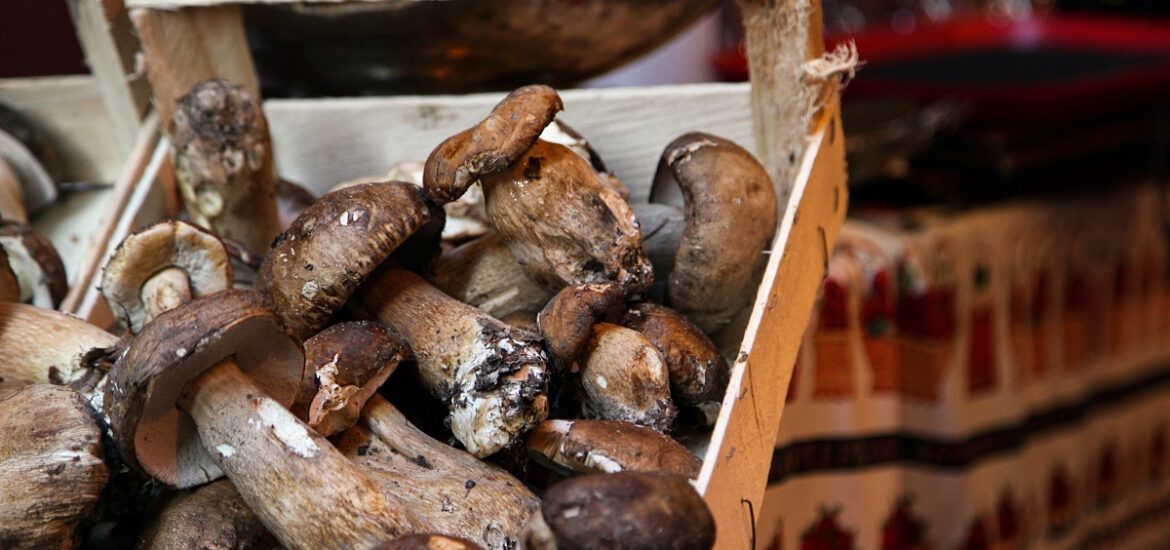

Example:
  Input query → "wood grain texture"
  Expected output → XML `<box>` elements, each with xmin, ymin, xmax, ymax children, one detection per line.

<box><xmin>695</xmin><ymin>93</ymin><xmax>847</xmax><ymax>550</ymax></box>
<box><xmin>131</xmin><ymin>5</ymin><xmax>258</xmax><ymax>128</ymax></box>
<box><xmin>263</xmin><ymin>83</ymin><xmax>755</xmax><ymax>201</ymax></box>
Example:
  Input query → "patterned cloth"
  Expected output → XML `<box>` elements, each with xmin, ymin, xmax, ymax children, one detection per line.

<box><xmin>759</xmin><ymin>183</ymin><xmax>1170</xmax><ymax>549</ymax></box>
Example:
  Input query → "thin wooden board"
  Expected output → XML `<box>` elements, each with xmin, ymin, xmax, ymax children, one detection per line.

<box><xmin>697</xmin><ymin>94</ymin><xmax>847</xmax><ymax>550</ymax></box>
<box><xmin>264</xmin><ymin>83</ymin><xmax>754</xmax><ymax>203</ymax></box>
<box><xmin>0</xmin><ymin>76</ymin><xmax>124</xmax><ymax>182</ymax></box>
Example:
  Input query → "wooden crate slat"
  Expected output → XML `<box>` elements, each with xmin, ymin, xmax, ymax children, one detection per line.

<box><xmin>263</xmin><ymin>83</ymin><xmax>755</xmax><ymax>202</ymax></box>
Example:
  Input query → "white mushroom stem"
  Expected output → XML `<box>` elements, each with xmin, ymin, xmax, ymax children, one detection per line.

<box><xmin>579</xmin><ymin>323</ymin><xmax>676</xmax><ymax>432</ymax></box>
<box><xmin>0</xmin><ymin>157</ymin><xmax>25</xmax><ymax>223</ymax></box>
<box><xmin>179</xmin><ymin>359</ymin><xmax>431</xmax><ymax>549</ymax></box>
<box><xmin>141</xmin><ymin>267</ymin><xmax>192</xmax><ymax>324</ymax></box>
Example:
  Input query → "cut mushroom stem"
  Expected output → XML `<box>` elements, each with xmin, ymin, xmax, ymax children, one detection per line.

<box><xmin>520</xmin><ymin>472</ymin><xmax>716</xmax><ymax>550</ymax></box>
<box><xmin>578</xmin><ymin>323</ymin><xmax>676</xmax><ymax>432</ymax></box>
<box><xmin>136</xmin><ymin>479</ymin><xmax>277</xmax><ymax>550</ymax></box>
<box><xmin>104</xmin><ymin>291</ymin><xmax>431</xmax><ymax>549</ymax></box>
<box><xmin>429</xmin><ymin>233</ymin><xmax>553</xmax><ymax>319</ymax></box>
<box><xmin>526</xmin><ymin>419</ymin><xmax>701</xmax><ymax>478</ymax></box>
<box><xmin>355</xmin><ymin>266</ymin><xmax>549</xmax><ymax>457</ymax></box>
<box><xmin>140</xmin><ymin>266</ymin><xmax>192</xmax><ymax>323</ymax></box>
<box><xmin>338</xmin><ymin>394</ymin><xmax>541</xmax><ymax>549</ymax></box>
<box><xmin>170</xmin><ymin>79</ymin><xmax>281</xmax><ymax>253</ymax></box>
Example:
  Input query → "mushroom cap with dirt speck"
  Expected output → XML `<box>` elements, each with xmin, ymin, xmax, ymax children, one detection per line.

<box><xmin>537</xmin><ymin>281</ymin><xmax>625</xmax><ymax>374</ymax></box>
<box><xmin>101</xmin><ymin>220</ymin><xmax>233</xmax><ymax>335</ymax></box>
<box><xmin>578</xmin><ymin>323</ymin><xmax>676</xmax><ymax>432</ymax></box>
<box><xmin>104</xmin><ymin>290</ymin><xmax>305</xmax><ymax>488</ymax></box>
<box><xmin>622</xmin><ymin>303</ymin><xmax>729</xmax><ymax>411</ymax></box>
<box><xmin>536</xmin><ymin>471</ymin><xmax>715</xmax><ymax>550</ymax></box>
<box><xmin>299</xmin><ymin>321</ymin><xmax>411</xmax><ymax>435</ymax></box>
<box><xmin>527</xmin><ymin>419</ymin><xmax>701</xmax><ymax>478</ymax></box>
<box><xmin>0</xmin><ymin>220</ymin><xmax>67</xmax><ymax>308</ymax></box>
<box><xmin>0</xmin><ymin>383</ymin><xmax>108</xmax><ymax>549</ymax></box>
<box><xmin>483</xmin><ymin>140</ymin><xmax>652</xmax><ymax>293</ymax></box>
<box><xmin>256</xmin><ymin>181</ymin><xmax>443</xmax><ymax>340</ymax></box>
<box><xmin>135</xmin><ymin>479</ymin><xmax>278</xmax><ymax>550</ymax></box>
<box><xmin>650</xmin><ymin>132</ymin><xmax>778</xmax><ymax>335</ymax></box>
<box><xmin>424</xmin><ymin>85</ymin><xmax>563</xmax><ymax>205</ymax></box>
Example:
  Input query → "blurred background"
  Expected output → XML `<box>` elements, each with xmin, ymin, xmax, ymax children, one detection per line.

<box><xmin>4</xmin><ymin>0</ymin><xmax>1170</xmax><ymax>548</ymax></box>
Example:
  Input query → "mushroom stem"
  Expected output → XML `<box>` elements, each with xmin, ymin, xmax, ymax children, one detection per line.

<box><xmin>0</xmin><ymin>302</ymin><xmax>117</xmax><ymax>385</ymax></box>
<box><xmin>141</xmin><ymin>267</ymin><xmax>192</xmax><ymax>324</ymax></box>
<box><xmin>180</xmin><ymin>359</ymin><xmax>431</xmax><ymax>549</ymax></box>
<box><xmin>429</xmin><ymin>233</ymin><xmax>553</xmax><ymax>319</ymax></box>
<box><xmin>0</xmin><ymin>157</ymin><xmax>25</xmax><ymax>223</ymax></box>
<box><xmin>355</xmin><ymin>267</ymin><xmax>549</xmax><ymax>457</ymax></box>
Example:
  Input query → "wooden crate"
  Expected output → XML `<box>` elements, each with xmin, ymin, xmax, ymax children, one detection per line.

<box><xmin>99</xmin><ymin>1</ymin><xmax>851</xmax><ymax>548</ymax></box>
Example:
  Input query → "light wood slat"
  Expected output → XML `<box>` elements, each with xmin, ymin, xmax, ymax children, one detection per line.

<box><xmin>264</xmin><ymin>83</ymin><xmax>755</xmax><ymax>203</ymax></box>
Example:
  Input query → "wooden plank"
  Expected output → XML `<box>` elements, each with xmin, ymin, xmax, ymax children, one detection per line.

<box><xmin>67</xmin><ymin>0</ymin><xmax>150</xmax><ymax>153</ymax></box>
<box><xmin>0</xmin><ymin>76</ymin><xmax>123</xmax><ymax>182</ymax></box>
<box><xmin>264</xmin><ymin>83</ymin><xmax>755</xmax><ymax>202</ymax></box>
<box><xmin>130</xmin><ymin>4</ymin><xmax>258</xmax><ymax>128</ymax></box>
<box><xmin>696</xmin><ymin>95</ymin><xmax>847</xmax><ymax>550</ymax></box>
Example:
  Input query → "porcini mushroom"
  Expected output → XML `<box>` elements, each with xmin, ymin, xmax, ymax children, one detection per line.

<box><xmin>0</xmin><ymin>120</ymin><xmax>57</xmax><ymax>224</ymax></box>
<box><xmin>0</xmin><ymin>383</ymin><xmax>107</xmax><ymax>548</ymax></box>
<box><xmin>526</xmin><ymin>419</ymin><xmax>701</xmax><ymax>478</ymax></box>
<box><xmin>276</xmin><ymin>178</ymin><xmax>316</xmax><ymax>230</ymax></box>
<box><xmin>622</xmin><ymin>303</ymin><xmax>729</xmax><ymax>423</ymax></box>
<box><xmin>379</xmin><ymin>534</ymin><xmax>483</xmax><ymax>550</ymax></box>
<box><xmin>0</xmin><ymin>301</ymin><xmax>117</xmax><ymax>386</ymax></box>
<box><xmin>169</xmin><ymin>79</ymin><xmax>281</xmax><ymax>253</ymax></box>
<box><xmin>539</xmin><ymin>119</ymin><xmax>629</xmax><ymax>200</ymax></box>
<box><xmin>537</xmin><ymin>281</ymin><xmax>625</xmax><ymax>373</ymax></box>
<box><xmin>339</xmin><ymin>395</ymin><xmax>541</xmax><ymax>549</ymax></box>
<box><xmin>430</xmin><ymin>233</ymin><xmax>552</xmax><ymax>319</ymax></box>
<box><xmin>520</xmin><ymin>472</ymin><xmax>716</xmax><ymax>550</ymax></box>
<box><xmin>650</xmin><ymin>132</ymin><xmax>779</xmax><ymax>334</ymax></box>
<box><xmin>423</xmin><ymin>85</ymin><xmax>562</xmax><ymax>205</ymax></box>
<box><xmin>101</xmin><ymin>220</ymin><xmax>233</xmax><ymax>335</ymax></box>
<box><xmin>136</xmin><ymin>479</ymin><xmax>278</xmax><ymax>550</ymax></box>
<box><xmin>0</xmin><ymin>219</ymin><xmax>68</xmax><ymax>308</ymax></box>
<box><xmin>256</xmin><ymin>181</ymin><xmax>442</xmax><ymax>340</ymax></box>
<box><xmin>354</xmin><ymin>266</ymin><xmax>549</xmax><ymax>457</ymax></box>
<box><xmin>481</xmin><ymin>140</ymin><xmax>653</xmax><ymax>293</ymax></box>
<box><xmin>299</xmin><ymin>321</ymin><xmax>410</xmax><ymax>436</ymax></box>
<box><xmin>578</xmin><ymin>322</ymin><xmax>676</xmax><ymax>432</ymax></box>
<box><xmin>104</xmin><ymin>290</ymin><xmax>430</xmax><ymax>548</ymax></box>
<box><xmin>0</xmin><ymin>247</ymin><xmax>18</xmax><ymax>302</ymax></box>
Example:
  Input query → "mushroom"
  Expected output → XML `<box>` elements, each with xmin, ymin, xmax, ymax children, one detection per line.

<box><xmin>275</xmin><ymin>178</ymin><xmax>317</xmax><ymax>231</ymax></box>
<box><xmin>0</xmin><ymin>219</ymin><xmax>68</xmax><ymax>308</ymax></box>
<box><xmin>101</xmin><ymin>220</ymin><xmax>233</xmax><ymax>335</ymax></box>
<box><xmin>526</xmin><ymin>419</ymin><xmax>701</xmax><ymax>478</ymax></box>
<box><xmin>0</xmin><ymin>383</ymin><xmax>107</xmax><ymax>549</ymax></box>
<box><xmin>169</xmin><ymin>79</ymin><xmax>281</xmax><ymax>253</ymax></box>
<box><xmin>539</xmin><ymin>119</ymin><xmax>630</xmax><ymax>200</ymax></box>
<box><xmin>499</xmin><ymin>310</ymin><xmax>540</xmax><ymax>334</ymax></box>
<box><xmin>0</xmin><ymin>119</ymin><xmax>57</xmax><ymax>224</ymax></box>
<box><xmin>103</xmin><ymin>290</ymin><xmax>430</xmax><ymax>548</ymax></box>
<box><xmin>379</xmin><ymin>535</ymin><xmax>483</xmax><ymax>550</ymax></box>
<box><xmin>578</xmin><ymin>322</ymin><xmax>676</xmax><ymax>432</ymax></box>
<box><xmin>520</xmin><ymin>472</ymin><xmax>716</xmax><ymax>550</ymax></box>
<box><xmin>339</xmin><ymin>394</ymin><xmax>541</xmax><ymax>549</ymax></box>
<box><xmin>136</xmin><ymin>479</ymin><xmax>278</xmax><ymax>550</ymax></box>
<box><xmin>622</xmin><ymin>303</ymin><xmax>729</xmax><ymax>423</ymax></box>
<box><xmin>650</xmin><ymin>132</ymin><xmax>779</xmax><ymax>334</ymax></box>
<box><xmin>354</xmin><ymin>266</ymin><xmax>550</xmax><ymax>457</ymax></box>
<box><xmin>0</xmin><ymin>301</ymin><xmax>117</xmax><ymax>386</ymax></box>
<box><xmin>299</xmin><ymin>321</ymin><xmax>410</xmax><ymax>436</ymax></box>
<box><xmin>537</xmin><ymin>281</ymin><xmax>625</xmax><ymax>373</ymax></box>
<box><xmin>423</xmin><ymin>85</ymin><xmax>562</xmax><ymax>205</ymax></box>
<box><xmin>481</xmin><ymin>139</ymin><xmax>653</xmax><ymax>293</ymax></box>
<box><xmin>0</xmin><ymin>154</ymin><xmax>24</xmax><ymax>223</ymax></box>
<box><xmin>0</xmin><ymin>247</ymin><xmax>18</xmax><ymax>302</ymax></box>
<box><xmin>430</xmin><ymin>233</ymin><xmax>553</xmax><ymax>319</ymax></box>
<box><xmin>256</xmin><ymin>180</ymin><xmax>443</xmax><ymax>340</ymax></box>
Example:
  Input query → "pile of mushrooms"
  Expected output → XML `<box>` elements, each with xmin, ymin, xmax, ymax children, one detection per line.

<box><xmin>0</xmin><ymin>81</ymin><xmax>777</xmax><ymax>549</ymax></box>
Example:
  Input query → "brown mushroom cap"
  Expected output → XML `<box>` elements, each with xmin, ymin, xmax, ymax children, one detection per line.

<box><xmin>276</xmin><ymin>178</ymin><xmax>317</xmax><ymax>231</ymax></box>
<box><xmin>537</xmin><ymin>281</ymin><xmax>626</xmax><ymax>373</ymax></box>
<box><xmin>539</xmin><ymin>119</ymin><xmax>629</xmax><ymax>200</ymax></box>
<box><xmin>483</xmin><ymin>140</ymin><xmax>653</xmax><ymax>293</ymax></box>
<box><xmin>136</xmin><ymin>479</ymin><xmax>278</xmax><ymax>550</ymax></box>
<box><xmin>101</xmin><ymin>220</ymin><xmax>233</xmax><ymax>335</ymax></box>
<box><xmin>0</xmin><ymin>384</ymin><xmax>107</xmax><ymax>548</ymax></box>
<box><xmin>538</xmin><ymin>472</ymin><xmax>715</xmax><ymax>550</ymax></box>
<box><xmin>299</xmin><ymin>321</ymin><xmax>410</xmax><ymax>435</ymax></box>
<box><xmin>622</xmin><ymin>303</ymin><xmax>729</xmax><ymax>413</ymax></box>
<box><xmin>424</xmin><ymin>85</ymin><xmax>563</xmax><ymax>205</ymax></box>
<box><xmin>579</xmin><ymin>323</ymin><xmax>676</xmax><ymax>432</ymax></box>
<box><xmin>0</xmin><ymin>220</ymin><xmax>67</xmax><ymax>308</ymax></box>
<box><xmin>376</xmin><ymin>534</ymin><xmax>483</xmax><ymax>550</ymax></box>
<box><xmin>651</xmin><ymin>132</ymin><xmax>778</xmax><ymax>334</ymax></box>
<box><xmin>527</xmin><ymin>419</ymin><xmax>701</xmax><ymax>478</ymax></box>
<box><xmin>0</xmin><ymin>246</ymin><xmax>18</xmax><ymax>302</ymax></box>
<box><xmin>104</xmin><ymin>290</ymin><xmax>304</xmax><ymax>488</ymax></box>
<box><xmin>256</xmin><ymin>181</ymin><xmax>442</xmax><ymax>340</ymax></box>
